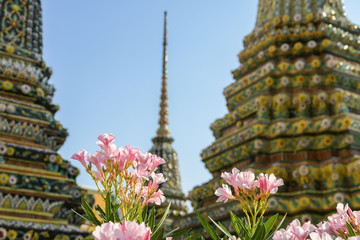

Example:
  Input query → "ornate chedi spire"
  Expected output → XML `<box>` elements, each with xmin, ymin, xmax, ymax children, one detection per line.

<box><xmin>157</xmin><ymin>11</ymin><xmax>170</xmax><ymax>139</ymax></box>
<box><xmin>0</xmin><ymin>1</ymin><xmax>89</xmax><ymax>239</ymax></box>
<box><xmin>180</xmin><ymin>0</ymin><xmax>360</xmax><ymax>233</ymax></box>
<box><xmin>149</xmin><ymin>11</ymin><xmax>187</xmax><ymax>228</ymax></box>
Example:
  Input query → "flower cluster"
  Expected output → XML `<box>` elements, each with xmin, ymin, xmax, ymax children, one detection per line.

<box><xmin>215</xmin><ymin>169</ymin><xmax>284</xmax><ymax>232</ymax></box>
<box><xmin>93</xmin><ymin>221</ymin><xmax>151</xmax><ymax>240</ymax></box>
<box><xmin>72</xmin><ymin>133</ymin><xmax>167</xmax><ymax>219</ymax></box>
<box><xmin>274</xmin><ymin>203</ymin><xmax>360</xmax><ymax>240</ymax></box>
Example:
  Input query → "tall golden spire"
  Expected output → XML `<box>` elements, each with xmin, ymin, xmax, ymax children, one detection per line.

<box><xmin>156</xmin><ymin>11</ymin><xmax>170</xmax><ymax>138</ymax></box>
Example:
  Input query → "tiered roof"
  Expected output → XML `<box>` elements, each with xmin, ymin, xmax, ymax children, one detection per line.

<box><xmin>181</xmin><ymin>0</ymin><xmax>360</xmax><ymax>233</ymax></box>
<box><xmin>0</xmin><ymin>1</ymin><xmax>89</xmax><ymax>239</ymax></box>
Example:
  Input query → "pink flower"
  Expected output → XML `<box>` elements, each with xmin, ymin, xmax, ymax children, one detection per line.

<box><xmin>275</xmin><ymin>219</ymin><xmax>316</xmax><ymax>240</ymax></box>
<box><xmin>310</xmin><ymin>232</ymin><xmax>333</xmax><ymax>240</ymax></box>
<box><xmin>71</xmin><ymin>150</ymin><xmax>87</xmax><ymax>168</ymax></box>
<box><xmin>273</xmin><ymin>229</ymin><xmax>291</xmax><ymax>240</ymax></box>
<box><xmin>215</xmin><ymin>184</ymin><xmax>235</xmax><ymax>203</ymax></box>
<box><xmin>235</xmin><ymin>170</ymin><xmax>256</xmax><ymax>189</ymax></box>
<box><xmin>151</xmin><ymin>172</ymin><xmax>166</xmax><ymax>186</ymax></box>
<box><xmin>125</xmin><ymin>145</ymin><xmax>139</xmax><ymax>162</ymax></box>
<box><xmin>96</xmin><ymin>133</ymin><xmax>118</xmax><ymax>159</ymax></box>
<box><xmin>256</xmin><ymin>173</ymin><xmax>284</xmax><ymax>194</ymax></box>
<box><xmin>114</xmin><ymin>221</ymin><xmax>151</xmax><ymax>240</ymax></box>
<box><xmin>134</xmin><ymin>163</ymin><xmax>150</xmax><ymax>180</ymax></box>
<box><xmin>93</xmin><ymin>221</ymin><xmax>151</xmax><ymax>240</ymax></box>
<box><xmin>146</xmin><ymin>154</ymin><xmax>166</xmax><ymax>172</ymax></box>
<box><xmin>93</xmin><ymin>221</ymin><xmax>117</xmax><ymax>240</ymax></box>
<box><xmin>87</xmin><ymin>153</ymin><xmax>103</xmax><ymax>172</ymax></box>
<box><xmin>221</xmin><ymin>168</ymin><xmax>240</xmax><ymax>186</ymax></box>
<box><xmin>113</xmin><ymin>150</ymin><xmax>129</xmax><ymax>171</ymax></box>
<box><xmin>94</xmin><ymin>170</ymin><xmax>104</xmax><ymax>183</ymax></box>
<box><xmin>147</xmin><ymin>189</ymin><xmax>166</xmax><ymax>205</ymax></box>
<box><xmin>316</xmin><ymin>221</ymin><xmax>331</xmax><ymax>235</ymax></box>
<box><xmin>288</xmin><ymin>219</ymin><xmax>316</xmax><ymax>240</ymax></box>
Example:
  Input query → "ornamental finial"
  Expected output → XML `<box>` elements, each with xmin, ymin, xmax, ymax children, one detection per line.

<box><xmin>156</xmin><ymin>11</ymin><xmax>170</xmax><ymax>138</ymax></box>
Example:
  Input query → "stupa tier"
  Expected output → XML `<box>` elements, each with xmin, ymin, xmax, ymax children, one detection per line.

<box><xmin>0</xmin><ymin>0</ymin><xmax>88</xmax><ymax>239</ymax></box>
<box><xmin>181</xmin><ymin>0</ymin><xmax>360</xmax><ymax>233</ymax></box>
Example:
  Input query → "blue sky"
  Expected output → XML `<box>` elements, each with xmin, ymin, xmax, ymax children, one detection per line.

<box><xmin>41</xmin><ymin>1</ymin><xmax>360</xmax><ymax>201</ymax></box>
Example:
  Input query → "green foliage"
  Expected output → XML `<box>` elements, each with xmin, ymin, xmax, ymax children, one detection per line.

<box><xmin>196</xmin><ymin>210</ymin><xmax>286</xmax><ymax>240</ymax></box>
<box><xmin>73</xmin><ymin>194</ymin><xmax>192</xmax><ymax>240</ymax></box>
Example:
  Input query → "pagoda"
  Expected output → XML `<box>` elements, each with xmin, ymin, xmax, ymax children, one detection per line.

<box><xmin>180</xmin><ymin>0</ymin><xmax>360</xmax><ymax>233</ymax></box>
<box><xmin>0</xmin><ymin>1</ymin><xmax>89</xmax><ymax>239</ymax></box>
<box><xmin>149</xmin><ymin>11</ymin><xmax>188</xmax><ymax>228</ymax></box>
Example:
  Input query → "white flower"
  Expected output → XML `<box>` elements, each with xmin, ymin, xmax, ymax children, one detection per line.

<box><xmin>268</xmin><ymin>197</ymin><xmax>278</xmax><ymax>208</ymax></box>
<box><xmin>21</xmin><ymin>84</ymin><xmax>31</xmax><ymax>94</ymax></box>
<box><xmin>318</xmin><ymin>92</ymin><xmax>327</xmax><ymax>101</ymax></box>
<box><xmin>0</xmin><ymin>227</ymin><xmax>7</xmax><ymax>240</ymax></box>
<box><xmin>0</xmin><ymin>144</ymin><xmax>7</xmax><ymax>155</ymax></box>
<box><xmin>258</xmin><ymin>51</ymin><xmax>264</xmax><ymax>58</ymax></box>
<box><xmin>345</xmin><ymin>135</ymin><xmax>354</xmax><ymax>144</ymax></box>
<box><xmin>307</xmin><ymin>40</ymin><xmax>317</xmax><ymax>49</ymax></box>
<box><xmin>266</xmin><ymin>62</ymin><xmax>275</xmax><ymax>72</ymax></box>
<box><xmin>301</xmin><ymin>214</ymin><xmax>311</xmax><ymax>223</ymax></box>
<box><xmin>277</xmin><ymin>122</ymin><xmax>287</xmax><ymax>133</ymax></box>
<box><xmin>8</xmin><ymin>175</ymin><xmax>17</xmax><ymax>185</ymax></box>
<box><xmin>281</xmin><ymin>43</ymin><xmax>290</xmax><ymax>52</ymax></box>
<box><xmin>254</xmin><ymin>140</ymin><xmax>263</xmax><ymax>149</ymax></box>
<box><xmin>336</xmin><ymin>42</ymin><xmax>344</xmax><ymax>49</ymax></box>
<box><xmin>333</xmin><ymin>192</ymin><xmax>345</xmax><ymax>203</ymax></box>
<box><xmin>321</xmin><ymin>118</ymin><xmax>331</xmax><ymax>129</ymax></box>
<box><xmin>326</xmin><ymin>59</ymin><xmax>336</xmax><ymax>68</ymax></box>
<box><xmin>331</xmin><ymin>173</ymin><xmax>339</xmax><ymax>181</ymax></box>
<box><xmin>294</xmin><ymin>14</ymin><xmax>302</xmax><ymax>22</ymax></box>
<box><xmin>281</xmin><ymin>76</ymin><xmax>290</xmax><ymax>86</ymax></box>
<box><xmin>292</xmin><ymin>170</ymin><xmax>299</xmax><ymax>178</ymax></box>
<box><xmin>23</xmin><ymin>232</ymin><xmax>32</xmax><ymax>240</ymax></box>
<box><xmin>75</xmin><ymin>236</ymin><xmax>83</xmax><ymax>240</ymax></box>
<box><xmin>49</xmin><ymin>154</ymin><xmax>57</xmax><ymax>163</ymax></box>
<box><xmin>300</xmin><ymin>138</ymin><xmax>310</xmax><ymax>147</ymax></box>
<box><xmin>69</xmin><ymin>167</ymin><xmax>76</xmax><ymax>176</ymax></box>
<box><xmin>299</xmin><ymin>165</ymin><xmax>309</xmax><ymax>176</ymax></box>
<box><xmin>0</xmin><ymin>103</ymin><xmax>5</xmax><ymax>112</ymax></box>
<box><xmin>6</xmin><ymin>104</ymin><xmax>15</xmax><ymax>113</ymax></box>
<box><xmin>295</xmin><ymin>60</ymin><xmax>305</xmax><ymax>70</ymax></box>
<box><xmin>312</xmin><ymin>75</ymin><xmax>322</xmax><ymax>84</ymax></box>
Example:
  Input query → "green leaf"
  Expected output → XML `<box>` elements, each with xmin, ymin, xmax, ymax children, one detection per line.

<box><xmin>72</xmin><ymin>209</ymin><xmax>93</xmax><ymax>223</ymax></box>
<box><xmin>347</xmin><ymin>222</ymin><xmax>356</xmax><ymax>237</ymax></box>
<box><xmin>148</xmin><ymin>207</ymin><xmax>156</xmax><ymax>231</ymax></box>
<box><xmin>153</xmin><ymin>203</ymin><xmax>171</xmax><ymax>235</ymax></box>
<box><xmin>266</xmin><ymin>214</ymin><xmax>287</xmax><ymax>240</ymax></box>
<box><xmin>264</xmin><ymin>214</ymin><xmax>278</xmax><ymax>235</ymax></box>
<box><xmin>208</xmin><ymin>216</ymin><xmax>234</xmax><ymax>239</ymax></box>
<box><xmin>230</xmin><ymin>212</ymin><xmax>251</xmax><ymax>239</ymax></box>
<box><xmin>252</xmin><ymin>225</ymin><xmax>265</xmax><ymax>240</ymax></box>
<box><xmin>95</xmin><ymin>204</ymin><xmax>106</xmax><ymax>221</ymax></box>
<box><xmin>166</xmin><ymin>228</ymin><xmax>192</xmax><ymax>238</ymax></box>
<box><xmin>81</xmin><ymin>198</ymin><xmax>102</xmax><ymax>225</ymax></box>
<box><xmin>105</xmin><ymin>192</ymin><xmax>111</xmax><ymax>220</ymax></box>
<box><xmin>230</xmin><ymin>211</ymin><xmax>241</xmax><ymax>237</ymax></box>
<box><xmin>183</xmin><ymin>233</ymin><xmax>202</xmax><ymax>240</ymax></box>
<box><xmin>195</xmin><ymin>210</ymin><xmax>220</xmax><ymax>240</ymax></box>
<box><xmin>150</xmin><ymin>227</ymin><xmax>164</xmax><ymax>240</ymax></box>
<box><xmin>141</xmin><ymin>204</ymin><xmax>148</xmax><ymax>223</ymax></box>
